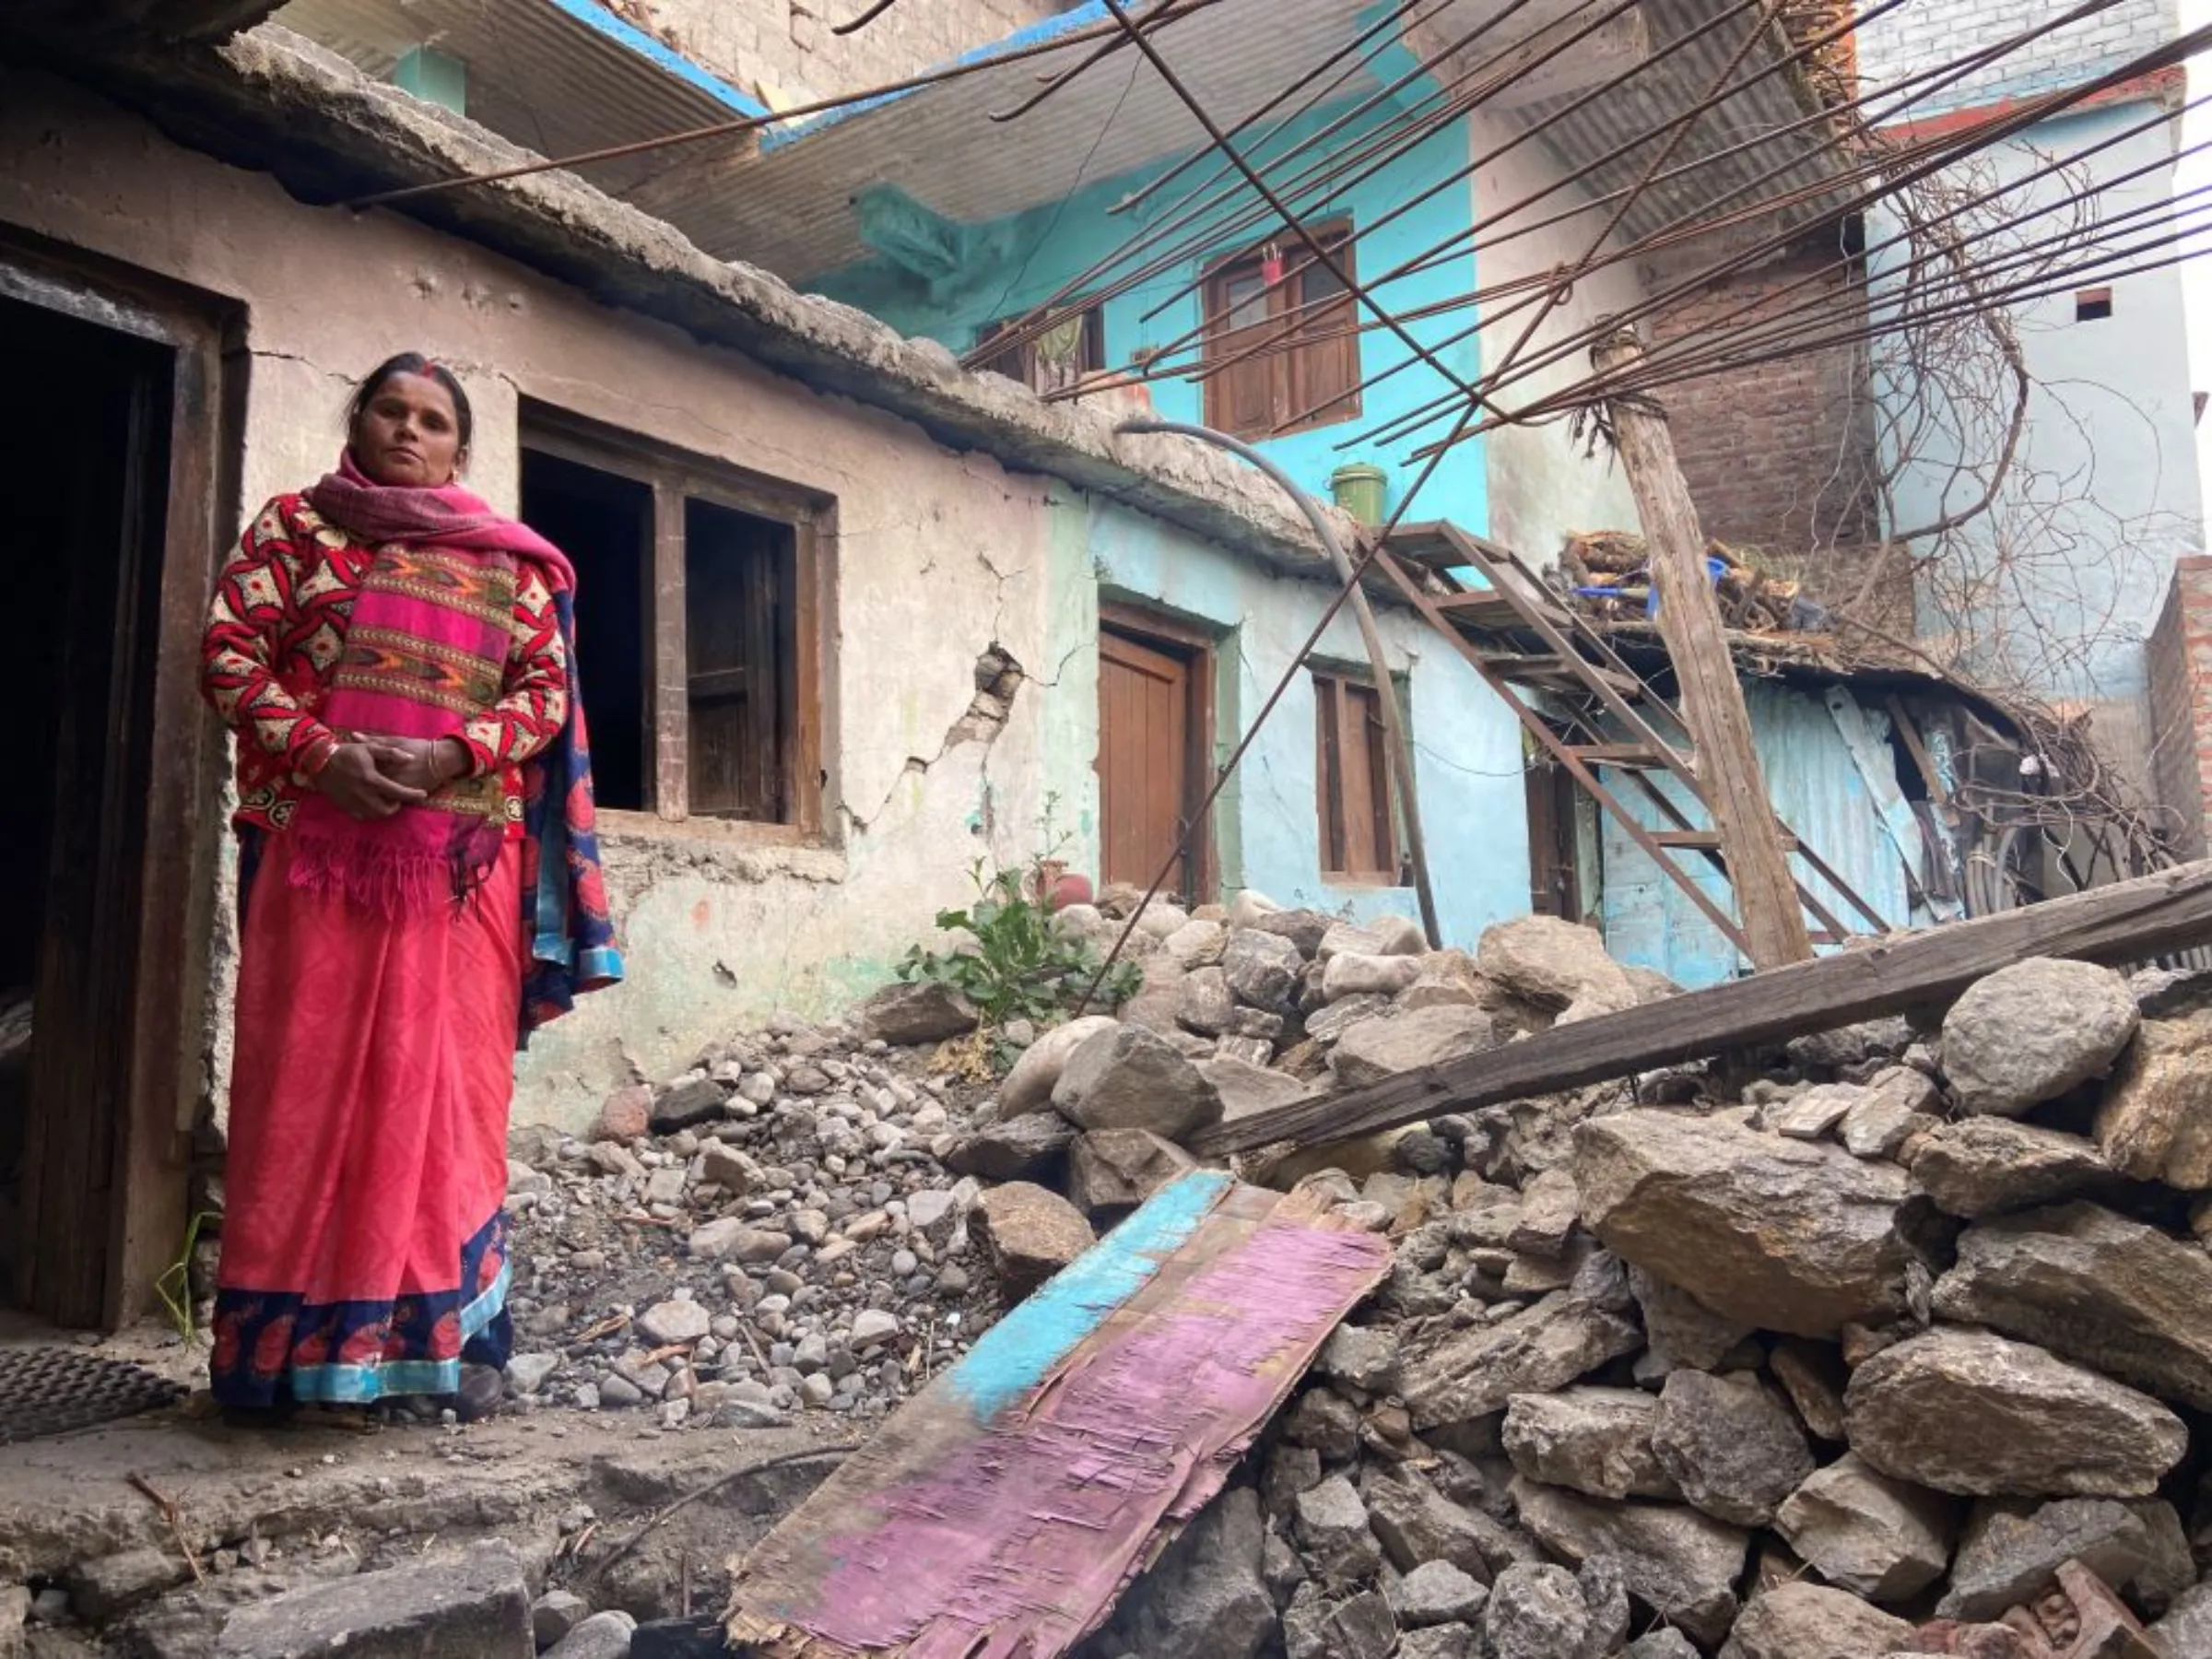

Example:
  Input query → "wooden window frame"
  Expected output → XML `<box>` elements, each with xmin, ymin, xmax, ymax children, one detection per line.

<box><xmin>1201</xmin><ymin>221</ymin><xmax>1362</xmax><ymax>441</ymax></box>
<box><xmin>519</xmin><ymin>404</ymin><xmax>834</xmax><ymax>844</ymax></box>
<box><xmin>974</xmin><ymin>304</ymin><xmax>1106</xmax><ymax>396</ymax></box>
<box><xmin>1312</xmin><ymin>665</ymin><xmax>1406</xmax><ymax>886</ymax></box>
<box><xmin>1099</xmin><ymin>601</ymin><xmax>1218</xmax><ymax>904</ymax></box>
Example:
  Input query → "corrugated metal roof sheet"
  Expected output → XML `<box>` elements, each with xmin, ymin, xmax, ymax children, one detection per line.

<box><xmin>1599</xmin><ymin>680</ymin><xmax>1914</xmax><ymax>987</ymax></box>
<box><xmin>276</xmin><ymin>0</ymin><xmax>1856</xmax><ymax>288</ymax></box>
<box><xmin>1521</xmin><ymin>0</ymin><xmax>1852</xmax><ymax>245</ymax></box>
<box><xmin>271</xmin><ymin>0</ymin><xmax>760</xmax><ymax>206</ymax></box>
<box><xmin>691</xmin><ymin>0</ymin><xmax>1389</xmax><ymax>278</ymax></box>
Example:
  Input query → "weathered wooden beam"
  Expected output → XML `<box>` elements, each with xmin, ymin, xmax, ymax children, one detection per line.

<box><xmin>1594</xmin><ymin>325</ymin><xmax>1813</xmax><ymax>971</ymax></box>
<box><xmin>1194</xmin><ymin>860</ymin><xmax>2212</xmax><ymax>1157</ymax></box>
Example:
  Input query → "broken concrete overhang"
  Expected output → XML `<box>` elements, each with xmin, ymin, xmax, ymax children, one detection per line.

<box><xmin>6</xmin><ymin>21</ymin><xmax>1348</xmax><ymax>582</ymax></box>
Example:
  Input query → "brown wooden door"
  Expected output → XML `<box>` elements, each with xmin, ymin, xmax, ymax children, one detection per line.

<box><xmin>1099</xmin><ymin>626</ymin><xmax>1199</xmax><ymax>898</ymax></box>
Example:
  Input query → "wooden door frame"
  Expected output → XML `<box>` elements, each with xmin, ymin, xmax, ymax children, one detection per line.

<box><xmin>1099</xmin><ymin>602</ymin><xmax>1217</xmax><ymax>905</ymax></box>
<box><xmin>0</xmin><ymin>227</ymin><xmax>239</xmax><ymax>1325</ymax></box>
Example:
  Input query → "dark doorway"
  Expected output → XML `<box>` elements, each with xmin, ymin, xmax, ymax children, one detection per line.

<box><xmin>519</xmin><ymin>447</ymin><xmax>651</xmax><ymax>812</ymax></box>
<box><xmin>0</xmin><ymin>295</ymin><xmax>175</xmax><ymax>1322</ymax></box>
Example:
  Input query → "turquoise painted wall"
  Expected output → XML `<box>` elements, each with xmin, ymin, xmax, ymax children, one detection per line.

<box><xmin>811</xmin><ymin>95</ymin><xmax>1488</xmax><ymax>531</ymax></box>
<box><xmin>1080</xmin><ymin>501</ymin><xmax>1529</xmax><ymax>946</ymax></box>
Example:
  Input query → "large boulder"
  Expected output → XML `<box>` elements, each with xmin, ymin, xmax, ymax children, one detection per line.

<box><xmin>972</xmin><ymin>1182</ymin><xmax>1096</xmax><ymax>1299</ymax></box>
<box><xmin>1390</xmin><ymin>1561</ymin><xmax>1488</xmax><ymax>1630</ymax></box>
<box><xmin>998</xmin><ymin>1015</ymin><xmax>1119</xmax><ymax>1117</ymax></box>
<box><xmin>1101</xmin><ymin>1486</ymin><xmax>1274</xmax><ymax>1659</ymax></box>
<box><xmin>1052</xmin><ymin>1024</ymin><xmax>1222</xmax><ymax>1139</ymax></box>
<box><xmin>856</xmin><ymin>980</ymin><xmax>979</xmax><ymax>1044</ymax></box>
<box><xmin>1510</xmin><ymin>1478</ymin><xmax>1748</xmax><ymax>1644</ymax></box>
<box><xmin>1939</xmin><ymin>957</ymin><xmax>2138</xmax><ymax>1117</ymax></box>
<box><xmin>1648</xmin><ymin>1371</ymin><xmax>1816</xmax><ymax>1528</ymax></box>
<box><xmin>1400</xmin><ymin>1281</ymin><xmax>1641</xmax><ymax>1430</ymax></box>
<box><xmin>1477</xmin><ymin>916</ymin><xmax>1637</xmax><ymax>1012</ymax></box>
<box><xmin>1500</xmin><ymin>1387</ymin><xmax>1677</xmax><ymax>1501</ymax></box>
<box><xmin>1478</xmin><ymin>1564</ymin><xmax>1591</xmax><ymax>1659</ymax></box>
<box><xmin>1772</xmin><ymin>1453</ymin><xmax>1957</xmax><ymax>1601</ymax></box>
<box><xmin>1930</xmin><ymin>1201</ymin><xmax>2212</xmax><ymax>1410</ymax></box>
<box><xmin>2150</xmin><ymin>1584</ymin><xmax>2212</xmax><ymax>1656</ymax></box>
<box><xmin>1573</xmin><ymin>1112</ymin><xmax>1924</xmax><ymax>1337</ymax></box>
<box><xmin>2094</xmin><ymin>1000</ymin><xmax>2212</xmax><ymax>1188</ymax></box>
<box><xmin>1324</xmin><ymin>952</ymin><xmax>1424</xmax><ymax>1001</ymax></box>
<box><xmin>1294</xmin><ymin>1475</ymin><xmax>1384</xmax><ymax>1589</ymax></box>
<box><xmin>1177</xmin><ymin>967</ymin><xmax>1238</xmax><ymax>1036</ymax></box>
<box><xmin>1330</xmin><ymin>1006</ymin><xmax>1494</xmax><ymax>1089</ymax></box>
<box><xmin>943</xmin><ymin>1112</ymin><xmax>1076</xmax><ymax>1182</ymax></box>
<box><xmin>1841</xmin><ymin>1327</ymin><xmax>2187</xmax><ymax>1498</ymax></box>
<box><xmin>1715</xmin><ymin>1583</ymin><xmax>1912</xmax><ymax>1659</ymax></box>
<box><xmin>1907</xmin><ymin>1119</ymin><xmax>2111</xmax><ymax>1218</ymax></box>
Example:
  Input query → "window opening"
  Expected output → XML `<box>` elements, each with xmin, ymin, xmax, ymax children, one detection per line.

<box><xmin>1204</xmin><ymin>225</ymin><xmax>1361</xmax><ymax>440</ymax></box>
<box><xmin>1313</xmin><ymin>667</ymin><xmax>1402</xmax><ymax>881</ymax></box>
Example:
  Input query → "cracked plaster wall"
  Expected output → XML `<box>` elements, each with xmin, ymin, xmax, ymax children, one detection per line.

<box><xmin>1079</xmin><ymin>500</ymin><xmax>1532</xmax><ymax>947</ymax></box>
<box><xmin>0</xmin><ymin>68</ymin><xmax>1192</xmax><ymax>1132</ymax></box>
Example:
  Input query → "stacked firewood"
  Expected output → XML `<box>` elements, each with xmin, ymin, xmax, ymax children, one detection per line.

<box><xmin>1560</xmin><ymin>531</ymin><xmax>1822</xmax><ymax>634</ymax></box>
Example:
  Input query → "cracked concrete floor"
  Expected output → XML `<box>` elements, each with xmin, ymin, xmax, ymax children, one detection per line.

<box><xmin>0</xmin><ymin>1315</ymin><xmax>855</xmax><ymax>1655</ymax></box>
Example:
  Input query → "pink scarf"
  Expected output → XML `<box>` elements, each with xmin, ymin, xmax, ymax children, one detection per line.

<box><xmin>289</xmin><ymin>453</ymin><xmax>574</xmax><ymax>915</ymax></box>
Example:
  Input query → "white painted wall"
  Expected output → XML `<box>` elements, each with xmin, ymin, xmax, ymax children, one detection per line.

<box><xmin>1467</xmin><ymin>108</ymin><xmax>1647</xmax><ymax>563</ymax></box>
<box><xmin>1869</xmin><ymin>102</ymin><xmax>2205</xmax><ymax>747</ymax></box>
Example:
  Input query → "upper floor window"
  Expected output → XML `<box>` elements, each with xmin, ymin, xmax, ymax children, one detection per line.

<box><xmin>1203</xmin><ymin>225</ymin><xmax>1361</xmax><ymax>441</ymax></box>
<box><xmin>975</xmin><ymin>305</ymin><xmax>1105</xmax><ymax>396</ymax></box>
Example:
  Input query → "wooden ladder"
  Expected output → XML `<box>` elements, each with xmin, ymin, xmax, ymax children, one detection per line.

<box><xmin>1379</xmin><ymin>521</ymin><xmax>1889</xmax><ymax>962</ymax></box>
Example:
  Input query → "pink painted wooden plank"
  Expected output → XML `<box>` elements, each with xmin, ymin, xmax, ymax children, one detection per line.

<box><xmin>725</xmin><ymin>1180</ymin><xmax>1389</xmax><ymax>1658</ymax></box>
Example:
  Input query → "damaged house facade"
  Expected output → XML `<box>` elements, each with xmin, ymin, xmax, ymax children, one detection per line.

<box><xmin>0</xmin><ymin>0</ymin><xmax>2196</xmax><ymax>1327</ymax></box>
<box><xmin>0</xmin><ymin>0</ymin><xmax>1506</xmax><ymax>1323</ymax></box>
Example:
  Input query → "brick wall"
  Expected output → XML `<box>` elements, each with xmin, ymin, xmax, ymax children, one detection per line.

<box><xmin>1644</xmin><ymin>240</ymin><xmax>1882</xmax><ymax>559</ymax></box>
<box><xmin>626</xmin><ymin>0</ymin><xmax>1071</xmax><ymax>105</ymax></box>
<box><xmin>1853</xmin><ymin>0</ymin><xmax>2175</xmax><ymax>117</ymax></box>
<box><xmin>2146</xmin><ymin>556</ymin><xmax>2212</xmax><ymax>859</ymax></box>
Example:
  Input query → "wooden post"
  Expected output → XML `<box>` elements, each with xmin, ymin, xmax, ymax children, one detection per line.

<box><xmin>1594</xmin><ymin>324</ymin><xmax>1812</xmax><ymax>969</ymax></box>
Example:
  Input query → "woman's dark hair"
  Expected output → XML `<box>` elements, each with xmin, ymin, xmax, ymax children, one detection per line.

<box><xmin>347</xmin><ymin>352</ymin><xmax>474</xmax><ymax>453</ymax></box>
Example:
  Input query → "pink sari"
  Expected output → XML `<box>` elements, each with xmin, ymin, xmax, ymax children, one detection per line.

<box><xmin>211</xmin><ymin>455</ymin><xmax>571</xmax><ymax>1408</ymax></box>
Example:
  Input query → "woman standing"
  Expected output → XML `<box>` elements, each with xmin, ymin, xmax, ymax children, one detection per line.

<box><xmin>200</xmin><ymin>353</ymin><xmax>620</xmax><ymax>1421</ymax></box>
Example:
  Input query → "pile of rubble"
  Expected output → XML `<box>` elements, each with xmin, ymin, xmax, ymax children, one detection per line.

<box><xmin>499</xmin><ymin>1006</ymin><xmax>1007</xmax><ymax>1433</ymax></box>
<box><xmin>1018</xmin><ymin>924</ymin><xmax>2212</xmax><ymax>1658</ymax></box>
<box><xmin>380</xmin><ymin>890</ymin><xmax>2212</xmax><ymax>1656</ymax></box>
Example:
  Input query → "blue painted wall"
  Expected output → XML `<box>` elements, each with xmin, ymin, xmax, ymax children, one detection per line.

<box><xmin>1598</xmin><ymin>681</ymin><xmax>1918</xmax><ymax>986</ymax></box>
<box><xmin>1073</xmin><ymin>500</ymin><xmax>1531</xmax><ymax>947</ymax></box>
<box><xmin>811</xmin><ymin>94</ymin><xmax>1488</xmax><ymax>530</ymax></box>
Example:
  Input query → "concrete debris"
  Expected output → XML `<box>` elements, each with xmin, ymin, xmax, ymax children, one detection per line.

<box><xmin>214</xmin><ymin>1540</ymin><xmax>532</xmax><ymax>1658</ymax></box>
